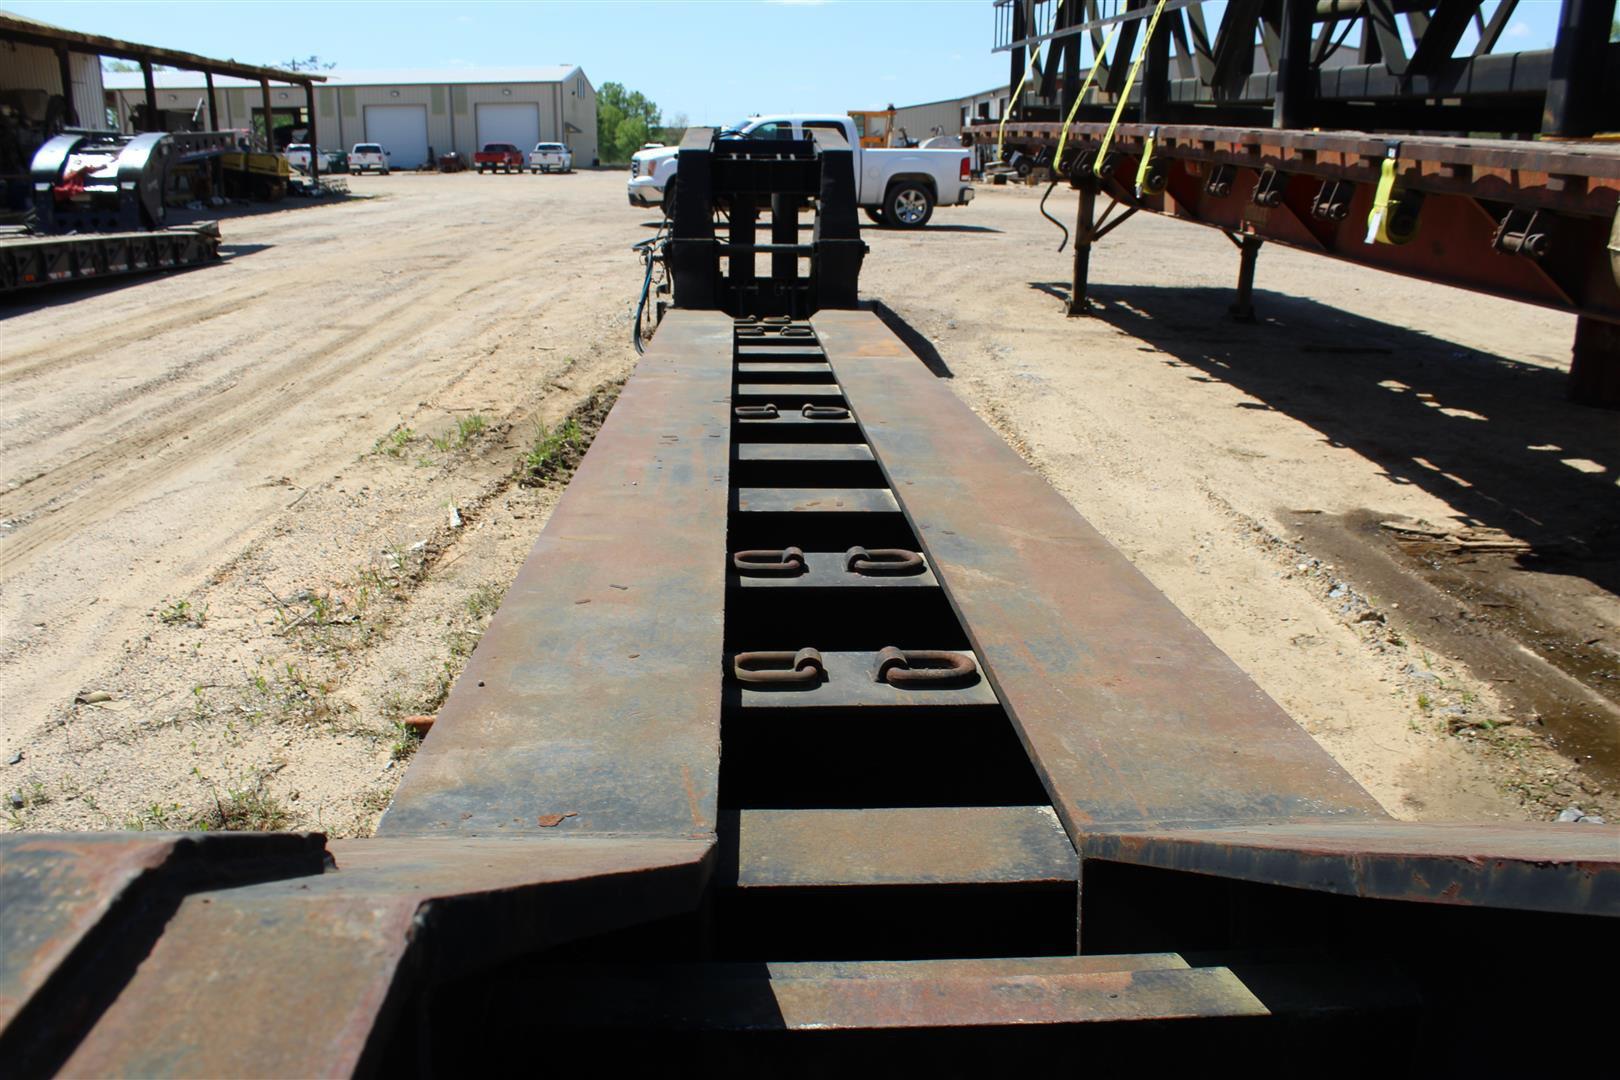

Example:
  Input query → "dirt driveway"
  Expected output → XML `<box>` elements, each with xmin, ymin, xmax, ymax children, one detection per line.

<box><xmin>2</xmin><ymin>169</ymin><xmax>1613</xmax><ymax>833</ymax></box>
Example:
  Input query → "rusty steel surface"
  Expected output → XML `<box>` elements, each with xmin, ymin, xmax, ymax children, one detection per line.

<box><xmin>57</xmin><ymin>836</ymin><xmax>711</xmax><ymax>1079</ymax></box>
<box><xmin>724</xmin><ymin>806</ymin><xmax>1077</xmax><ymax>887</ymax></box>
<box><xmin>812</xmin><ymin>309</ymin><xmax>1385</xmax><ymax>835</ymax></box>
<box><xmin>1082</xmin><ymin>822</ymin><xmax>1620</xmax><ymax>915</ymax></box>
<box><xmin>732</xmin><ymin>649</ymin><xmax>994</xmax><ymax>709</ymax></box>
<box><xmin>0</xmin><ymin>831</ymin><xmax>326</xmax><ymax>1061</ymax></box>
<box><xmin>736</xmin><ymin>549</ymin><xmax>938</xmax><ymax>588</ymax></box>
<box><xmin>378</xmin><ymin>310</ymin><xmax>734</xmax><ymax>840</ymax></box>
<box><xmin>977</xmin><ymin>122</ymin><xmax>1620</xmax><ymax>212</ymax></box>
<box><xmin>736</xmin><ymin>487</ymin><xmax>898</xmax><ymax>513</ymax></box>
<box><xmin>527</xmin><ymin>961</ymin><xmax>1266</xmax><ymax>1030</ymax></box>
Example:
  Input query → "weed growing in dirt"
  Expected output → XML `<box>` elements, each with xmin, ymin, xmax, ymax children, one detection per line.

<box><xmin>245</xmin><ymin>661</ymin><xmax>336</xmax><ymax>725</ymax></box>
<box><xmin>466</xmin><ymin>582</ymin><xmax>504</xmax><ymax>620</ymax></box>
<box><xmin>430</xmin><ymin>414</ymin><xmax>489</xmax><ymax>453</ymax></box>
<box><xmin>125</xmin><ymin>801</ymin><xmax>185</xmax><ymax>830</ymax></box>
<box><xmin>158</xmin><ymin>598</ymin><xmax>208</xmax><ymax>627</ymax></box>
<box><xmin>389</xmin><ymin>720</ymin><xmax>423</xmax><ymax>762</ymax></box>
<box><xmin>522</xmin><ymin>417</ymin><xmax>585</xmax><ymax>484</ymax></box>
<box><xmin>371</xmin><ymin>426</ymin><xmax>416</xmax><ymax>458</ymax></box>
<box><xmin>191</xmin><ymin>774</ymin><xmax>293</xmax><ymax>831</ymax></box>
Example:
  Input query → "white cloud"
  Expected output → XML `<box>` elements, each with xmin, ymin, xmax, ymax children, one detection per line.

<box><xmin>1506</xmin><ymin>20</ymin><xmax>1530</xmax><ymax>38</ymax></box>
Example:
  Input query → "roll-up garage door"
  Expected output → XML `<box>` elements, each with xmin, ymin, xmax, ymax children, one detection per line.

<box><xmin>475</xmin><ymin>102</ymin><xmax>541</xmax><ymax>151</ymax></box>
<box><xmin>363</xmin><ymin>104</ymin><xmax>430</xmax><ymax>168</ymax></box>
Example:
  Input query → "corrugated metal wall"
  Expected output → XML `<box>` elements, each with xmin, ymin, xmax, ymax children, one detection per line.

<box><xmin>315</xmin><ymin>81</ymin><xmax>577</xmax><ymax>160</ymax></box>
<box><xmin>0</xmin><ymin>41</ymin><xmax>110</xmax><ymax>129</ymax></box>
<box><xmin>561</xmin><ymin>70</ymin><xmax>597</xmax><ymax>165</ymax></box>
<box><xmin>891</xmin><ymin>100</ymin><xmax>964</xmax><ymax>144</ymax></box>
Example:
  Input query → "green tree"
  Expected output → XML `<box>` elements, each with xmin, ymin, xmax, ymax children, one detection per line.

<box><xmin>596</xmin><ymin>81</ymin><xmax>662</xmax><ymax>162</ymax></box>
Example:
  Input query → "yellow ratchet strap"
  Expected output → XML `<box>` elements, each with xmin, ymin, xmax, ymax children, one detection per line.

<box><xmin>1095</xmin><ymin>0</ymin><xmax>1171</xmax><ymax>175</ymax></box>
<box><xmin>1054</xmin><ymin>20</ymin><xmax>1120</xmax><ymax>172</ymax></box>
<box><xmin>1365</xmin><ymin>142</ymin><xmax>1402</xmax><ymax>244</ymax></box>
<box><xmin>1133</xmin><ymin>127</ymin><xmax>1158</xmax><ymax>197</ymax></box>
<box><xmin>998</xmin><ymin>0</ymin><xmax>1066</xmax><ymax>165</ymax></box>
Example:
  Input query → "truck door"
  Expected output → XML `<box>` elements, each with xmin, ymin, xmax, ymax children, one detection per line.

<box><xmin>800</xmin><ymin>120</ymin><xmax>866</xmax><ymax>203</ymax></box>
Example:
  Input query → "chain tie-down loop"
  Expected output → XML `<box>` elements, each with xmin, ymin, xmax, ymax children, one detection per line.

<box><xmin>735</xmin><ymin>647</ymin><xmax>824</xmax><ymax>685</ymax></box>
<box><xmin>844</xmin><ymin>546</ymin><xmax>925</xmax><ymax>576</ymax></box>
<box><xmin>733</xmin><ymin>547</ymin><xmax>806</xmax><ymax>576</ymax></box>
<box><xmin>874</xmin><ymin>647</ymin><xmax>978</xmax><ymax>686</ymax></box>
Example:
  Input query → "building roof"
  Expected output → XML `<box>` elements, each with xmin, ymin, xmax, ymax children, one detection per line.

<box><xmin>103</xmin><ymin>66</ymin><xmax>582</xmax><ymax>92</ymax></box>
<box><xmin>0</xmin><ymin>9</ymin><xmax>320</xmax><ymax>84</ymax></box>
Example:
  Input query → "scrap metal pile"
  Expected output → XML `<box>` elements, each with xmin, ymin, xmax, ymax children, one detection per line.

<box><xmin>2</xmin><ymin>122</ymin><xmax>1615</xmax><ymax>1077</ymax></box>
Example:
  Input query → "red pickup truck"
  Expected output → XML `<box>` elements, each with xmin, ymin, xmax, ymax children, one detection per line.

<box><xmin>474</xmin><ymin>143</ymin><xmax>524</xmax><ymax>174</ymax></box>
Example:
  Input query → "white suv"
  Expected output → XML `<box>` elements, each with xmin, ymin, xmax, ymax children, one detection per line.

<box><xmin>350</xmin><ymin>143</ymin><xmax>389</xmax><ymax>175</ymax></box>
<box><xmin>529</xmin><ymin>143</ymin><xmax>573</xmax><ymax>174</ymax></box>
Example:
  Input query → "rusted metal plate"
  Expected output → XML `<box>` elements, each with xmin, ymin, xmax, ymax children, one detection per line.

<box><xmin>760</xmin><ymin>954</ymin><xmax>1189</xmax><ymax>979</ymax></box>
<box><xmin>725</xmin><ymin>806</ymin><xmax>1076</xmax><ymax>887</ymax></box>
<box><xmin>733</xmin><ymin>649</ymin><xmax>996</xmax><ymax>709</ymax></box>
<box><xmin>525</xmin><ymin>963</ymin><xmax>1266</xmax><ymax>1030</ymax></box>
<box><xmin>0</xmin><ymin>832</ymin><xmax>326</xmax><ymax>1066</ymax></box>
<box><xmin>735</xmin><ymin>550</ymin><xmax>937</xmax><ymax>589</ymax></box>
<box><xmin>736</xmin><ymin>488</ymin><xmax>897</xmax><ymax>513</ymax></box>
<box><xmin>735</xmin><ymin>413</ymin><xmax>860</xmax><ymax>440</ymax></box>
<box><xmin>813</xmin><ymin>310</ymin><xmax>1385</xmax><ymax>836</ymax></box>
<box><xmin>379</xmin><ymin>310</ymin><xmax>734</xmax><ymax>839</ymax></box>
<box><xmin>1082</xmin><ymin>822</ymin><xmax>1620</xmax><ymax>915</ymax></box>
<box><xmin>737</xmin><ymin>442</ymin><xmax>873</xmax><ymax>463</ymax></box>
<box><xmin>735</xmin><ymin>383</ymin><xmax>846</xmax><ymax>401</ymax></box>
<box><xmin>736</xmin><ymin>361</ymin><xmax>833</xmax><ymax>378</ymax></box>
<box><xmin>59</xmin><ymin>836</ymin><xmax>711</xmax><ymax>1079</ymax></box>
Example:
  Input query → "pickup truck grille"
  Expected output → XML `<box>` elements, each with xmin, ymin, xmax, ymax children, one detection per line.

<box><xmin>631</xmin><ymin>159</ymin><xmax>639</xmax><ymax>178</ymax></box>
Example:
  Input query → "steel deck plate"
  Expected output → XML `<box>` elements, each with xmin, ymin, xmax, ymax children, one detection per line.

<box><xmin>736</xmin><ymin>488</ymin><xmax>898</xmax><ymax>513</ymax></box>
<box><xmin>734</xmin><ymin>550</ymin><xmax>937</xmax><ymax>588</ymax></box>
<box><xmin>737</xmin><ymin>443</ymin><xmax>874</xmax><ymax>462</ymax></box>
<box><xmin>735</xmin><ymin>383</ymin><xmax>846</xmax><ymax>400</ymax></box>
<box><xmin>379</xmin><ymin>311</ymin><xmax>735</xmax><ymax>838</ymax></box>
<box><xmin>736</xmin><ymin>362</ymin><xmax>833</xmax><ymax>377</ymax></box>
<box><xmin>732</xmin><ymin>649</ymin><xmax>996</xmax><ymax>708</ymax></box>
<box><xmin>812</xmin><ymin>310</ymin><xmax>1384</xmax><ymax>835</ymax></box>
<box><xmin>727</xmin><ymin>806</ymin><xmax>1076</xmax><ymax>887</ymax></box>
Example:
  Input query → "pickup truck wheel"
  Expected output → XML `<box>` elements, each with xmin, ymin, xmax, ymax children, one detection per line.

<box><xmin>885</xmin><ymin>182</ymin><xmax>934</xmax><ymax>228</ymax></box>
<box><xmin>863</xmin><ymin>207</ymin><xmax>886</xmax><ymax>225</ymax></box>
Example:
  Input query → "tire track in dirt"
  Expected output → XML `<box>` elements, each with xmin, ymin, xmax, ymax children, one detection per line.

<box><xmin>0</xmin><ymin>268</ymin><xmax>510</xmax><ymax>576</ymax></box>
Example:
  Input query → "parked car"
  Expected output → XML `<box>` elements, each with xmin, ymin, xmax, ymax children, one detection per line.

<box><xmin>627</xmin><ymin>114</ymin><xmax>973</xmax><ymax>228</ymax></box>
<box><xmin>474</xmin><ymin>143</ymin><xmax>524</xmax><ymax>174</ymax></box>
<box><xmin>350</xmin><ymin>143</ymin><xmax>390</xmax><ymax>175</ymax></box>
<box><xmin>284</xmin><ymin>144</ymin><xmax>337</xmax><ymax>174</ymax></box>
<box><xmin>528</xmin><ymin>142</ymin><xmax>573</xmax><ymax>173</ymax></box>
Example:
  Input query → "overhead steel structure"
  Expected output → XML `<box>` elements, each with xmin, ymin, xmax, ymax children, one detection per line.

<box><xmin>976</xmin><ymin>0</ymin><xmax>1620</xmax><ymax>407</ymax></box>
<box><xmin>2</xmin><ymin>121</ymin><xmax>1616</xmax><ymax>1076</ymax></box>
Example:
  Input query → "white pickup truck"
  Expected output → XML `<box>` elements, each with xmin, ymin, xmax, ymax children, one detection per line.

<box><xmin>628</xmin><ymin>114</ymin><xmax>973</xmax><ymax>228</ymax></box>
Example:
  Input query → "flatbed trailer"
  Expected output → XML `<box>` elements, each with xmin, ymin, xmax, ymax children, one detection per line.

<box><xmin>0</xmin><ymin>221</ymin><xmax>220</xmax><ymax>294</ymax></box>
<box><xmin>3</xmin><ymin>121</ymin><xmax>1615</xmax><ymax>1076</ymax></box>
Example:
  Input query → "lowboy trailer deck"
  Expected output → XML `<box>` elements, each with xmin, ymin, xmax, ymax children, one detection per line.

<box><xmin>2</xmin><ymin>124</ymin><xmax>1615</xmax><ymax>1077</ymax></box>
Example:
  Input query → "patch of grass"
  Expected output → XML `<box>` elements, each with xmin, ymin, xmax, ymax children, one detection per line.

<box><xmin>244</xmin><ymin>661</ymin><xmax>336</xmax><ymax>725</ymax></box>
<box><xmin>389</xmin><ymin>720</ymin><xmax>423</xmax><ymax>762</ymax></box>
<box><xmin>466</xmin><ymin>582</ymin><xmax>504</xmax><ymax>620</ymax></box>
<box><xmin>191</xmin><ymin>775</ymin><xmax>293</xmax><ymax>832</ymax></box>
<box><xmin>1417</xmin><ymin>692</ymin><xmax>1433</xmax><ymax>711</ymax></box>
<box><xmin>158</xmin><ymin>598</ymin><xmax>208</xmax><ymax>627</ymax></box>
<box><xmin>371</xmin><ymin>426</ymin><xmax>415</xmax><ymax>458</ymax></box>
<box><xmin>522</xmin><ymin>417</ymin><xmax>585</xmax><ymax>484</ymax></box>
<box><xmin>430</xmin><ymin>414</ymin><xmax>488</xmax><ymax>453</ymax></box>
<box><xmin>125</xmin><ymin>801</ymin><xmax>185</xmax><ymax>830</ymax></box>
<box><xmin>358</xmin><ymin>787</ymin><xmax>394</xmax><ymax>813</ymax></box>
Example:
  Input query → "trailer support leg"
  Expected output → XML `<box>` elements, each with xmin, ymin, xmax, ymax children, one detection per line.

<box><xmin>1230</xmin><ymin>233</ymin><xmax>1263</xmax><ymax>323</ymax></box>
<box><xmin>1569</xmin><ymin>315</ymin><xmax>1620</xmax><ymax>409</ymax></box>
<box><xmin>1067</xmin><ymin>177</ymin><xmax>1098</xmax><ymax>317</ymax></box>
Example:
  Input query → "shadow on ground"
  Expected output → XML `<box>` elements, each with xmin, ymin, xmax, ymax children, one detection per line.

<box><xmin>1029</xmin><ymin>281</ymin><xmax>1618</xmax><ymax>596</ymax></box>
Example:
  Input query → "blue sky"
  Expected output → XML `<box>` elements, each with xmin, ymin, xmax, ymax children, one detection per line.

<box><xmin>5</xmin><ymin>1</ymin><xmax>1566</xmax><ymax>125</ymax></box>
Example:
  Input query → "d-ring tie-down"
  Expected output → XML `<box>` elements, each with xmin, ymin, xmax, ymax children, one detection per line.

<box><xmin>735</xmin><ymin>403</ymin><xmax>778</xmax><ymax>419</ymax></box>
<box><xmin>733</xmin><ymin>547</ymin><xmax>806</xmax><ymax>575</ymax></box>
<box><xmin>844</xmin><ymin>546</ymin><xmax>925</xmax><ymax>576</ymax></box>
<box><xmin>735</xmin><ymin>647</ymin><xmax>824</xmax><ymax>685</ymax></box>
<box><xmin>801</xmin><ymin>404</ymin><xmax>849</xmax><ymax>420</ymax></box>
<box><xmin>874</xmin><ymin>647</ymin><xmax>977</xmax><ymax>686</ymax></box>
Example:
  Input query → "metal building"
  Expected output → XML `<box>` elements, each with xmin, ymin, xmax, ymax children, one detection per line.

<box><xmin>105</xmin><ymin>67</ymin><xmax>598</xmax><ymax>169</ymax></box>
